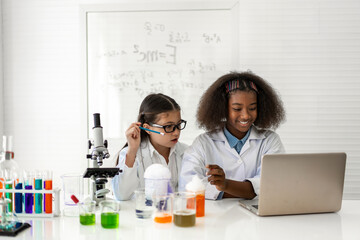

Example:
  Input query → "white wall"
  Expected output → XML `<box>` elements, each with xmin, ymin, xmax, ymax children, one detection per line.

<box><xmin>1</xmin><ymin>0</ymin><xmax>205</xmax><ymax>191</ymax></box>
<box><xmin>0</xmin><ymin>1</ymin><xmax>3</xmax><ymax>138</ymax></box>
<box><xmin>2</xmin><ymin>0</ymin><xmax>360</xmax><ymax>198</ymax></box>
<box><xmin>2</xmin><ymin>0</ymin><xmax>86</xmax><ymax>187</ymax></box>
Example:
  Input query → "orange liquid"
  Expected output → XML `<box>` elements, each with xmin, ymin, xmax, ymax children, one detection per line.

<box><xmin>0</xmin><ymin>177</ymin><xmax>4</xmax><ymax>198</ymax></box>
<box><xmin>45</xmin><ymin>180</ymin><xmax>52</xmax><ymax>190</ymax></box>
<box><xmin>186</xmin><ymin>198</ymin><xmax>195</xmax><ymax>209</ymax></box>
<box><xmin>45</xmin><ymin>180</ymin><xmax>53</xmax><ymax>213</ymax></box>
<box><xmin>154</xmin><ymin>213</ymin><xmax>172</xmax><ymax>223</ymax></box>
<box><xmin>196</xmin><ymin>194</ymin><xmax>205</xmax><ymax>217</ymax></box>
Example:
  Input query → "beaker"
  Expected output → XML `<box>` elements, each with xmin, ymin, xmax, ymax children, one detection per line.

<box><xmin>134</xmin><ymin>188</ymin><xmax>153</xmax><ymax>219</ymax></box>
<box><xmin>144</xmin><ymin>163</ymin><xmax>172</xmax><ymax>201</ymax></box>
<box><xmin>100</xmin><ymin>200</ymin><xmax>120</xmax><ymax>229</ymax></box>
<box><xmin>144</xmin><ymin>178</ymin><xmax>171</xmax><ymax>201</ymax></box>
<box><xmin>61</xmin><ymin>174</ymin><xmax>83</xmax><ymax>216</ymax></box>
<box><xmin>153</xmin><ymin>194</ymin><xmax>173</xmax><ymax>224</ymax></box>
<box><xmin>173</xmin><ymin>192</ymin><xmax>196</xmax><ymax>227</ymax></box>
<box><xmin>185</xmin><ymin>175</ymin><xmax>206</xmax><ymax>217</ymax></box>
<box><xmin>79</xmin><ymin>201</ymin><xmax>96</xmax><ymax>225</ymax></box>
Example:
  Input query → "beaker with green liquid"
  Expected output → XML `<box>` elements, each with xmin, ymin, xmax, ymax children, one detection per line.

<box><xmin>79</xmin><ymin>201</ymin><xmax>96</xmax><ymax>225</ymax></box>
<box><xmin>99</xmin><ymin>200</ymin><xmax>120</xmax><ymax>229</ymax></box>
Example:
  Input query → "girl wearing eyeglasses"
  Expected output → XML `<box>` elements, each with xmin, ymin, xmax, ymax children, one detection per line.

<box><xmin>112</xmin><ymin>93</ymin><xmax>188</xmax><ymax>200</ymax></box>
<box><xmin>179</xmin><ymin>71</ymin><xmax>286</xmax><ymax>200</ymax></box>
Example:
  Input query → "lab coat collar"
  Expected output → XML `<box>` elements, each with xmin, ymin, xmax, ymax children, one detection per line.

<box><xmin>145</xmin><ymin>138</ymin><xmax>176</xmax><ymax>158</ymax></box>
<box><xmin>209</xmin><ymin>126</ymin><xmax>266</xmax><ymax>157</ymax></box>
<box><xmin>248</xmin><ymin>126</ymin><xmax>266</xmax><ymax>140</ymax></box>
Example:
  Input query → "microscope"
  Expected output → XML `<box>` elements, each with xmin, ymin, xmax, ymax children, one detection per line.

<box><xmin>84</xmin><ymin>113</ymin><xmax>121</xmax><ymax>205</ymax></box>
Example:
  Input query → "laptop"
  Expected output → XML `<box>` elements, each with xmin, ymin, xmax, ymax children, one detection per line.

<box><xmin>239</xmin><ymin>152</ymin><xmax>346</xmax><ymax>216</ymax></box>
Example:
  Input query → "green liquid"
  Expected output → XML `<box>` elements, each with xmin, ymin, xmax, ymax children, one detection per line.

<box><xmin>80</xmin><ymin>213</ymin><xmax>96</xmax><ymax>225</ymax></box>
<box><xmin>174</xmin><ymin>210</ymin><xmax>196</xmax><ymax>227</ymax></box>
<box><xmin>101</xmin><ymin>212</ymin><xmax>119</xmax><ymax>229</ymax></box>
<box><xmin>5</xmin><ymin>183</ymin><xmax>13</xmax><ymax>212</ymax></box>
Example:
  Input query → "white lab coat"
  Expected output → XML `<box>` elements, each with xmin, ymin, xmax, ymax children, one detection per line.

<box><xmin>179</xmin><ymin>126</ymin><xmax>285</xmax><ymax>200</ymax></box>
<box><xmin>112</xmin><ymin>139</ymin><xmax>188</xmax><ymax>200</ymax></box>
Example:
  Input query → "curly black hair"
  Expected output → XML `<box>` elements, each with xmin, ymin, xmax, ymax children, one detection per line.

<box><xmin>196</xmin><ymin>71</ymin><xmax>285</xmax><ymax>132</ymax></box>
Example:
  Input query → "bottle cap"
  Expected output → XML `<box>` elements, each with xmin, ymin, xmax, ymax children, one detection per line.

<box><xmin>71</xmin><ymin>195</ymin><xmax>79</xmax><ymax>204</ymax></box>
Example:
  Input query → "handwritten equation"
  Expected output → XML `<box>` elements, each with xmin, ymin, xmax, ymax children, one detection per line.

<box><xmin>92</xmin><ymin>19</ymin><xmax>227</xmax><ymax>99</ymax></box>
<box><xmin>107</xmin><ymin>60</ymin><xmax>216</xmax><ymax>98</ymax></box>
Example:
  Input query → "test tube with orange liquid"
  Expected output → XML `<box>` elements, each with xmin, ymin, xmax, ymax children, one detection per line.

<box><xmin>44</xmin><ymin>170</ymin><xmax>53</xmax><ymax>213</ymax></box>
<box><xmin>0</xmin><ymin>171</ymin><xmax>4</xmax><ymax>198</ymax></box>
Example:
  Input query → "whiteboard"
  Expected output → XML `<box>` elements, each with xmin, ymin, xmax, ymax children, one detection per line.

<box><xmin>85</xmin><ymin>3</ymin><xmax>239</xmax><ymax>155</ymax></box>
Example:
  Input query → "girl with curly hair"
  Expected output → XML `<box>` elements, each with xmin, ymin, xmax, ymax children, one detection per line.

<box><xmin>179</xmin><ymin>71</ymin><xmax>286</xmax><ymax>200</ymax></box>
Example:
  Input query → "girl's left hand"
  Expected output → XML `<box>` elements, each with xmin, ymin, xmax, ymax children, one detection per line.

<box><xmin>206</xmin><ymin>164</ymin><xmax>228</xmax><ymax>192</ymax></box>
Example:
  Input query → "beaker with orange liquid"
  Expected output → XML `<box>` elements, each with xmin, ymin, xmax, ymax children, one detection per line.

<box><xmin>194</xmin><ymin>190</ymin><xmax>205</xmax><ymax>217</ymax></box>
<box><xmin>153</xmin><ymin>194</ymin><xmax>173</xmax><ymax>224</ymax></box>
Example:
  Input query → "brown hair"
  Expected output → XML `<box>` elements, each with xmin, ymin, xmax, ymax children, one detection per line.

<box><xmin>136</xmin><ymin>93</ymin><xmax>181</xmax><ymax>142</ymax></box>
<box><xmin>116</xmin><ymin>93</ymin><xmax>180</xmax><ymax>165</ymax></box>
<box><xmin>196</xmin><ymin>71</ymin><xmax>285</xmax><ymax>132</ymax></box>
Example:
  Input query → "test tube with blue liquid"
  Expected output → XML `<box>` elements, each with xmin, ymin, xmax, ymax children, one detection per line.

<box><xmin>14</xmin><ymin>172</ymin><xmax>23</xmax><ymax>213</ymax></box>
<box><xmin>24</xmin><ymin>170</ymin><xmax>34</xmax><ymax>214</ymax></box>
<box><xmin>35</xmin><ymin>170</ymin><xmax>43</xmax><ymax>213</ymax></box>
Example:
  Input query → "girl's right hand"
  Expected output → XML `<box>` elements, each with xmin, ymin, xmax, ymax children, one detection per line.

<box><xmin>125</xmin><ymin>122</ymin><xmax>142</xmax><ymax>153</ymax></box>
<box><xmin>124</xmin><ymin>122</ymin><xmax>141</xmax><ymax>167</ymax></box>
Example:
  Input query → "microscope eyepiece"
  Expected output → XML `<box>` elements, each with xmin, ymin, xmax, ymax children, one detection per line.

<box><xmin>93</xmin><ymin>113</ymin><xmax>101</xmax><ymax>128</ymax></box>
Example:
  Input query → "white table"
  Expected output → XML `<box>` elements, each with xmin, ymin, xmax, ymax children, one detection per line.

<box><xmin>11</xmin><ymin>199</ymin><xmax>360</xmax><ymax>240</ymax></box>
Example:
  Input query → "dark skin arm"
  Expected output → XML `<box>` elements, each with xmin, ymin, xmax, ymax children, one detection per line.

<box><xmin>206</xmin><ymin>164</ymin><xmax>257</xmax><ymax>200</ymax></box>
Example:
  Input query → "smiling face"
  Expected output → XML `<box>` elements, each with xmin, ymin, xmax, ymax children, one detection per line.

<box><xmin>226</xmin><ymin>90</ymin><xmax>257</xmax><ymax>139</ymax></box>
<box><xmin>143</xmin><ymin>110</ymin><xmax>182</xmax><ymax>150</ymax></box>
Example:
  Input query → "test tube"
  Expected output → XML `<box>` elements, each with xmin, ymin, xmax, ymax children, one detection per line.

<box><xmin>44</xmin><ymin>170</ymin><xmax>53</xmax><ymax>213</ymax></box>
<box><xmin>14</xmin><ymin>172</ymin><xmax>23</xmax><ymax>213</ymax></box>
<box><xmin>0</xmin><ymin>170</ymin><xmax>4</xmax><ymax>198</ymax></box>
<box><xmin>24</xmin><ymin>170</ymin><xmax>34</xmax><ymax>214</ymax></box>
<box><xmin>35</xmin><ymin>170</ymin><xmax>43</xmax><ymax>213</ymax></box>
<box><xmin>5</xmin><ymin>169</ymin><xmax>13</xmax><ymax>212</ymax></box>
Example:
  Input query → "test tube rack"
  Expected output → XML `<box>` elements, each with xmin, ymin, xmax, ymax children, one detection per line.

<box><xmin>0</xmin><ymin>188</ymin><xmax>61</xmax><ymax>218</ymax></box>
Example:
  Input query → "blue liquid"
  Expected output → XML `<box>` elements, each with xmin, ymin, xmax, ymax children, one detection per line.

<box><xmin>15</xmin><ymin>183</ymin><xmax>23</xmax><ymax>213</ymax></box>
<box><xmin>35</xmin><ymin>179</ymin><xmax>42</xmax><ymax>213</ymax></box>
<box><xmin>25</xmin><ymin>185</ymin><xmax>33</xmax><ymax>214</ymax></box>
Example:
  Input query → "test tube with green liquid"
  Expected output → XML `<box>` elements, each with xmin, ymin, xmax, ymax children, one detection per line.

<box><xmin>35</xmin><ymin>171</ymin><xmax>43</xmax><ymax>213</ymax></box>
<box><xmin>5</xmin><ymin>179</ymin><xmax>13</xmax><ymax>212</ymax></box>
<box><xmin>4</xmin><ymin>169</ymin><xmax>14</xmax><ymax>212</ymax></box>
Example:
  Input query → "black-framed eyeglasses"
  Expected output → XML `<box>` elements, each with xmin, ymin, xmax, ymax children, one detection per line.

<box><xmin>149</xmin><ymin>120</ymin><xmax>187</xmax><ymax>133</ymax></box>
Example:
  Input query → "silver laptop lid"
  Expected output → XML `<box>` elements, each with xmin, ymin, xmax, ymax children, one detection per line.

<box><xmin>257</xmin><ymin>152</ymin><xmax>346</xmax><ymax>216</ymax></box>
